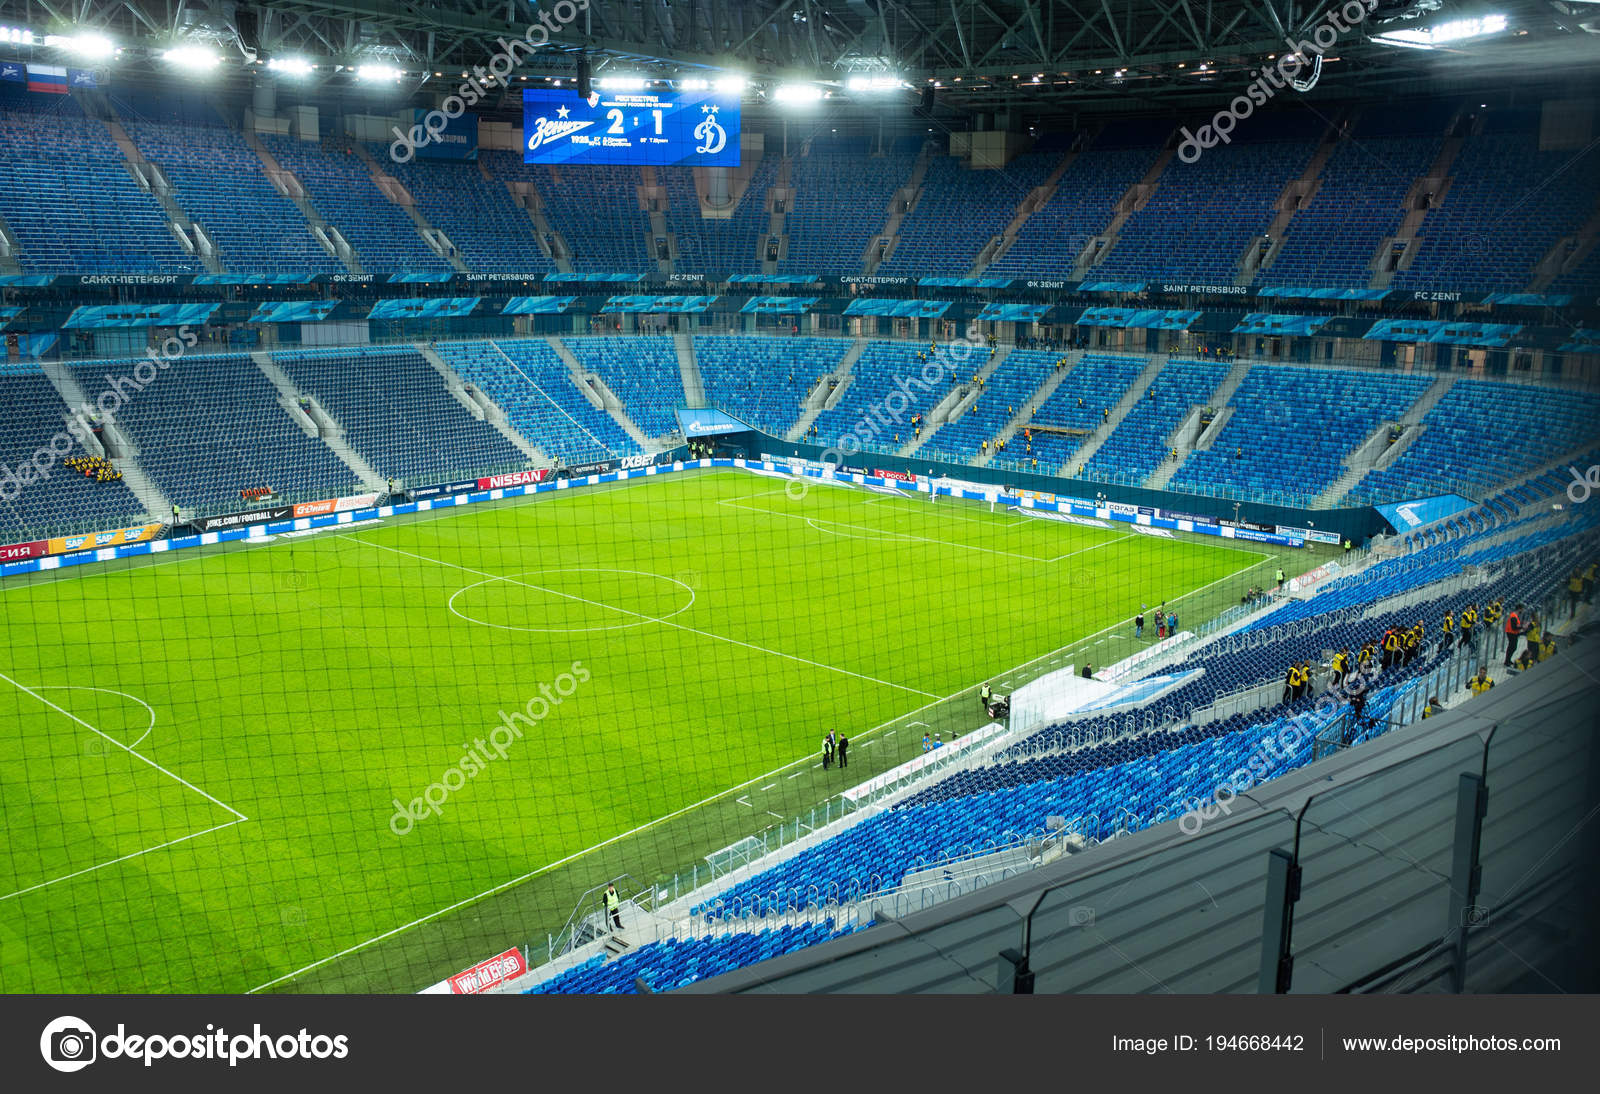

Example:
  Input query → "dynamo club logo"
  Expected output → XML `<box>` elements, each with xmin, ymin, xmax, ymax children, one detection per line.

<box><xmin>695</xmin><ymin>105</ymin><xmax>726</xmax><ymax>155</ymax></box>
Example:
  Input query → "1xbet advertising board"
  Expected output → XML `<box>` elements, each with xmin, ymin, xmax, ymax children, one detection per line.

<box><xmin>522</xmin><ymin>88</ymin><xmax>739</xmax><ymax>166</ymax></box>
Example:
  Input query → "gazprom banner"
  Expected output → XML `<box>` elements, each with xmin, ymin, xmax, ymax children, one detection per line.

<box><xmin>1377</xmin><ymin>494</ymin><xmax>1476</xmax><ymax>531</ymax></box>
<box><xmin>677</xmin><ymin>408</ymin><xmax>749</xmax><ymax>437</ymax></box>
<box><xmin>411</xmin><ymin>108</ymin><xmax>477</xmax><ymax>160</ymax></box>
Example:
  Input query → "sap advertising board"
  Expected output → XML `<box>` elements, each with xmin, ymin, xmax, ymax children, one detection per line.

<box><xmin>522</xmin><ymin>88</ymin><xmax>740</xmax><ymax>166</ymax></box>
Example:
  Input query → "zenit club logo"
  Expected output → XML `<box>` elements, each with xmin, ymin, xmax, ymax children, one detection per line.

<box><xmin>39</xmin><ymin>1014</ymin><xmax>350</xmax><ymax>1069</ymax></box>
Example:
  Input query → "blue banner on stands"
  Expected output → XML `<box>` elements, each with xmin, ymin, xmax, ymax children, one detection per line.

<box><xmin>677</xmin><ymin>408</ymin><xmax>749</xmax><ymax>436</ymax></box>
<box><xmin>386</xmin><ymin>272</ymin><xmax>456</xmax><ymax>284</ymax></box>
<box><xmin>501</xmin><ymin>296</ymin><xmax>577</xmax><ymax>315</ymax></box>
<box><xmin>368</xmin><ymin>296</ymin><xmax>482</xmax><ymax>319</ymax></box>
<box><xmin>739</xmin><ymin>296</ymin><xmax>818</xmax><ymax>315</ymax></box>
<box><xmin>976</xmin><ymin>302</ymin><xmax>1051</xmax><ymax>322</ymax></box>
<box><xmin>1376</xmin><ymin>494</ymin><xmax>1476</xmax><ymax>531</ymax></box>
<box><xmin>843</xmin><ymin>298</ymin><xmax>951</xmax><ymax>318</ymax></box>
<box><xmin>600</xmin><ymin>295</ymin><xmax>718</xmax><ymax>314</ymax></box>
<box><xmin>250</xmin><ymin>300</ymin><xmax>339</xmax><ymax>323</ymax></box>
<box><xmin>63</xmin><ymin>302</ymin><xmax>220</xmax><ymax>329</ymax></box>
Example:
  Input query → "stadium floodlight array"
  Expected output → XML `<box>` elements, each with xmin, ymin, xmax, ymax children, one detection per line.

<box><xmin>44</xmin><ymin>32</ymin><xmax>115</xmax><ymax>58</ymax></box>
<box><xmin>267</xmin><ymin>56</ymin><xmax>316</xmax><ymax>77</ymax></box>
<box><xmin>1374</xmin><ymin>13</ymin><xmax>1509</xmax><ymax>48</ymax></box>
<box><xmin>162</xmin><ymin>44</ymin><xmax>220</xmax><ymax>71</ymax></box>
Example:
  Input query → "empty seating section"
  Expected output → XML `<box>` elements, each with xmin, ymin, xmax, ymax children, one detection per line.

<box><xmin>1263</xmin><ymin>137</ymin><xmax>1442</xmax><ymax>287</ymax></box>
<box><xmin>436</xmin><ymin>339</ymin><xmax>635</xmax><ymax>464</ymax></box>
<box><xmin>1084</xmin><ymin>359</ymin><xmax>1230</xmax><ymax>481</ymax></box>
<box><xmin>106</xmin><ymin>353</ymin><xmax>356</xmax><ymax>511</ymax></box>
<box><xmin>1095</xmin><ymin>138</ymin><xmax>1316</xmax><ymax>282</ymax></box>
<box><xmin>379</xmin><ymin>151</ymin><xmax>550</xmax><ymax>272</ymax></box>
<box><xmin>694</xmin><ymin>336</ymin><xmax>848</xmax><ymax>436</ymax></box>
<box><xmin>1351</xmin><ymin>379</ymin><xmax>1600</xmax><ymax>504</ymax></box>
<box><xmin>261</xmin><ymin>135</ymin><xmax>443</xmax><ymax>272</ymax></box>
<box><xmin>1170</xmin><ymin>367</ymin><xmax>1435</xmax><ymax>506</ymax></box>
<box><xmin>662</xmin><ymin>159</ymin><xmax>775</xmax><ymax>274</ymax></box>
<box><xmin>784</xmin><ymin>142</ymin><xmax>913</xmax><ymax>274</ymax></box>
<box><xmin>807</xmin><ymin>341</ymin><xmax>923</xmax><ymax>447</ymax></box>
<box><xmin>926</xmin><ymin>352</ymin><xmax>1051</xmax><ymax>462</ymax></box>
<box><xmin>272</xmin><ymin>346</ymin><xmax>525</xmax><ymax>482</ymax></box>
<box><xmin>0</xmin><ymin>371</ymin><xmax>146</xmax><ymax>538</ymax></box>
<box><xmin>0</xmin><ymin>92</ymin><xmax>195</xmax><ymax>272</ymax></box>
<box><xmin>880</xmin><ymin>148</ymin><xmax>1059</xmax><ymax>275</ymax></box>
<box><xmin>988</xmin><ymin>145</ymin><xmax>1163</xmax><ymax>277</ymax></box>
<box><xmin>124</xmin><ymin>119</ymin><xmax>340</xmax><ymax>272</ymax></box>
<box><xmin>524</xmin><ymin>921</ymin><xmax>856</xmax><ymax>994</ymax></box>
<box><xmin>1026</xmin><ymin>353</ymin><xmax>1146</xmax><ymax>472</ymax></box>
<box><xmin>561</xmin><ymin>336</ymin><xmax>685</xmax><ymax>437</ymax></box>
<box><xmin>1396</xmin><ymin>132</ymin><xmax>1600</xmax><ymax>292</ymax></box>
<box><xmin>535</xmin><ymin>163</ymin><xmax>652</xmax><ymax>271</ymax></box>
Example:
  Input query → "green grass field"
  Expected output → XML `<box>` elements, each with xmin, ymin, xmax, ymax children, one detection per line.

<box><xmin>0</xmin><ymin>469</ymin><xmax>1307</xmax><ymax>993</ymax></box>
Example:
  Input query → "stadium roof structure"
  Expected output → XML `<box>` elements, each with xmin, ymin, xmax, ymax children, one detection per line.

<box><xmin>0</xmin><ymin>0</ymin><xmax>1594</xmax><ymax>115</ymax></box>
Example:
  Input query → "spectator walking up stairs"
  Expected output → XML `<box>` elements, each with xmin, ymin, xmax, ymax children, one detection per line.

<box><xmin>974</xmin><ymin>349</ymin><xmax>1083</xmax><ymax>467</ymax></box>
<box><xmin>1062</xmin><ymin>353</ymin><xmax>1167</xmax><ymax>468</ymax></box>
<box><xmin>238</xmin><ymin>115</ymin><xmax>363</xmax><ymax>275</ymax></box>
<box><xmin>1316</xmin><ymin>373</ymin><xmax>1458</xmax><ymax>507</ymax></box>
<box><xmin>348</xmin><ymin>141</ymin><xmax>469</xmax><ymax>273</ymax></box>
<box><xmin>787</xmin><ymin>338</ymin><xmax>866</xmax><ymax>442</ymax></box>
<box><xmin>673</xmin><ymin>330</ymin><xmax>707</xmax><ymax>407</ymax></box>
<box><xmin>1144</xmin><ymin>357</ymin><xmax>1250</xmax><ymax>489</ymax></box>
<box><xmin>545</xmin><ymin>336</ymin><xmax>654</xmax><ymax>449</ymax></box>
<box><xmin>79</xmin><ymin>90</ymin><xmax>223</xmax><ymax>273</ymax></box>
<box><xmin>249</xmin><ymin>351</ymin><xmax>385</xmax><ymax>491</ymax></box>
<box><xmin>415</xmin><ymin>342</ymin><xmax>552</xmax><ymax>466</ymax></box>
<box><xmin>898</xmin><ymin>344</ymin><xmax>1013</xmax><ymax>457</ymax></box>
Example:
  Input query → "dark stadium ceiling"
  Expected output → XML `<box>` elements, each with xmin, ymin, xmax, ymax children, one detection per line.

<box><xmin>0</xmin><ymin>0</ymin><xmax>1595</xmax><ymax>118</ymax></box>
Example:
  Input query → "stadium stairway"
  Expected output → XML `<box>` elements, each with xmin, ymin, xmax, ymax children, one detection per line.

<box><xmin>975</xmin><ymin>348</ymin><xmax>1082</xmax><ymax>466</ymax></box>
<box><xmin>975</xmin><ymin>139</ymin><xmax>1083</xmax><ymax>274</ymax></box>
<box><xmin>249</xmin><ymin>351</ymin><xmax>386</xmax><ymax>490</ymax></box>
<box><xmin>898</xmin><ymin>343</ymin><xmax>1012</xmax><ymax>457</ymax></box>
<box><xmin>416</xmin><ymin>342</ymin><xmax>552</xmax><ymax>467</ymax></box>
<box><xmin>760</xmin><ymin>156</ymin><xmax>793</xmax><ymax>275</ymax></box>
<box><xmin>237</xmin><ymin>118</ymin><xmax>363</xmax><ymax>275</ymax></box>
<box><xmin>1144</xmin><ymin>357</ymin><xmax>1250</xmax><ymax>490</ymax></box>
<box><xmin>1074</xmin><ymin>142</ymin><xmax>1177</xmax><ymax>280</ymax></box>
<box><xmin>787</xmin><ymin>337</ymin><xmax>866</xmax><ymax>442</ymax></box>
<box><xmin>544</xmin><ymin>336</ymin><xmax>654</xmax><ymax>449</ymax></box>
<box><xmin>0</xmin><ymin>212</ymin><xmax>22</xmax><ymax>274</ymax></box>
<box><xmin>36</xmin><ymin>357</ymin><xmax>169</xmax><ymax>521</ymax></box>
<box><xmin>673</xmin><ymin>330</ymin><xmax>707</xmax><ymax>407</ymax></box>
<box><xmin>1317</xmin><ymin>373</ymin><xmax>1458</xmax><ymax>507</ymax></box>
<box><xmin>1061</xmin><ymin>353</ymin><xmax>1167</xmax><ymax>468</ymax></box>
<box><xmin>861</xmin><ymin>138</ymin><xmax>935</xmax><ymax>274</ymax></box>
<box><xmin>348</xmin><ymin>141</ymin><xmax>468</xmax><ymax>273</ymax></box>
<box><xmin>1237</xmin><ymin>123</ymin><xmax>1341</xmax><ymax>284</ymax></box>
<box><xmin>1369</xmin><ymin>129</ymin><xmax>1466</xmax><ymax>290</ymax></box>
<box><xmin>80</xmin><ymin>91</ymin><xmax>222</xmax><ymax>274</ymax></box>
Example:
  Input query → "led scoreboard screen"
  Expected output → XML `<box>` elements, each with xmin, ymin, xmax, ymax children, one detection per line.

<box><xmin>522</xmin><ymin>88</ymin><xmax>741</xmax><ymax>167</ymax></box>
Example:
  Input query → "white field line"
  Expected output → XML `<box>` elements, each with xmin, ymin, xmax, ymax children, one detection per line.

<box><xmin>338</xmin><ymin>535</ymin><xmax>937</xmax><ymax>700</ymax></box>
<box><xmin>246</xmin><ymin>547</ymin><xmax>1273</xmax><ymax>995</ymax></box>
<box><xmin>0</xmin><ymin>672</ymin><xmax>249</xmax><ymax>904</ymax></box>
<box><xmin>0</xmin><ymin>820</ymin><xmax>246</xmax><ymax>904</ymax></box>
<box><xmin>719</xmin><ymin>498</ymin><xmax>1058</xmax><ymax>562</ymax></box>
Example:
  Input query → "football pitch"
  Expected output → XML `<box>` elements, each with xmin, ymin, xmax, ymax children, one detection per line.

<box><xmin>0</xmin><ymin>469</ymin><xmax>1306</xmax><ymax>993</ymax></box>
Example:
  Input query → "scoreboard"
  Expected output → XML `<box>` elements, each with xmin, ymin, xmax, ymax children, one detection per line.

<box><xmin>522</xmin><ymin>88</ymin><xmax>741</xmax><ymax>167</ymax></box>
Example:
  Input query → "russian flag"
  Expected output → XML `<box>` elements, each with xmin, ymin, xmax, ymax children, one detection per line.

<box><xmin>26</xmin><ymin>64</ymin><xmax>69</xmax><ymax>94</ymax></box>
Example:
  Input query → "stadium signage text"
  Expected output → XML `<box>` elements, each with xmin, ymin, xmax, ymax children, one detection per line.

<box><xmin>839</xmin><ymin>275</ymin><xmax>913</xmax><ymax>286</ymax></box>
<box><xmin>46</xmin><ymin>524</ymin><xmax>162</xmax><ymax>555</ymax></box>
<box><xmin>0</xmin><ymin>538</ymin><xmax>47</xmax><ymax>561</ymax></box>
<box><xmin>1158</xmin><ymin>283</ymin><xmax>1249</xmax><ymax>296</ymax></box>
<box><xmin>408</xmin><ymin>479</ymin><xmax>479</xmax><ymax>500</ymax></box>
<box><xmin>446</xmin><ymin>948</ymin><xmax>528</xmax><ymax>994</ymax></box>
<box><xmin>291</xmin><ymin>493</ymin><xmax>380</xmax><ymax>518</ymax></box>
<box><xmin>873</xmin><ymin>469</ymin><xmax>917</xmax><ymax>482</ymax></box>
<box><xmin>197</xmin><ymin>506</ymin><xmax>294</xmax><ymax>531</ymax></box>
<box><xmin>478</xmin><ymin>468</ymin><xmax>553</xmax><ymax>489</ymax></box>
